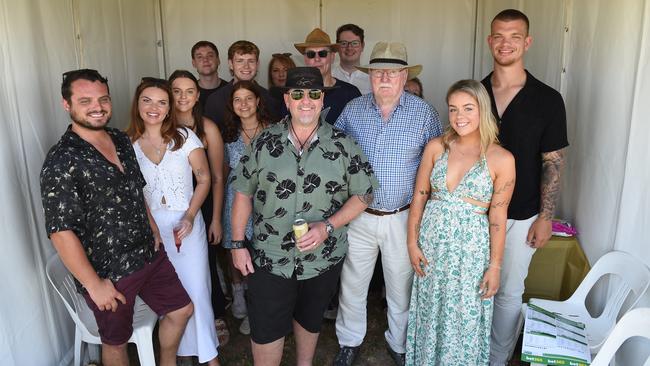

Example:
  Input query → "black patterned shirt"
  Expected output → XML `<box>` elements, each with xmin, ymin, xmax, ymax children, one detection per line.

<box><xmin>232</xmin><ymin>117</ymin><xmax>377</xmax><ymax>280</ymax></box>
<box><xmin>40</xmin><ymin>126</ymin><xmax>156</xmax><ymax>291</ymax></box>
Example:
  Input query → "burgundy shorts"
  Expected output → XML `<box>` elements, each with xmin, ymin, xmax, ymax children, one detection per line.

<box><xmin>83</xmin><ymin>249</ymin><xmax>191</xmax><ymax>345</ymax></box>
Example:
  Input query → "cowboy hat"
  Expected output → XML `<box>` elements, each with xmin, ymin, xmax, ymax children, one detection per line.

<box><xmin>294</xmin><ymin>28</ymin><xmax>339</xmax><ymax>54</ymax></box>
<box><xmin>356</xmin><ymin>41</ymin><xmax>422</xmax><ymax>80</ymax></box>
<box><xmin>278</xmin><ymin>67</ymin><xmax>339</xmax><ymax>92</ymax></box>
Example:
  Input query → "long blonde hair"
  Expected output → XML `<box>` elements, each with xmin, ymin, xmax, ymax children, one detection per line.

<box><xmin>442</xmin><ymin>79</ymin><xmax>499</xmax><ymax>154</ymax></box>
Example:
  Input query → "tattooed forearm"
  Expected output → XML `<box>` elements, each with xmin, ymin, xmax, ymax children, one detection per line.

<box><xmin>418</xmin><ymin>189</ymin><xmax>430</xmax><ymax>195</ymax></box>
<box><xmin>490</xmin><ymin>200</ymin><xmax>510</xmax><ymax>209</ymax></box>
<box><xmin>540</xmin><ymin>149</ymin><xmax>565</xmax><ymax>220</ymax></box>
<box><xmin>489</xmin><ymin>223</ymin><xmax>500</xmax><ymax>232</ymax></box>
<box><xmin>357</xmin><ymin>193</ymin><xmax>374</xmax><ymax>205</ymax></box>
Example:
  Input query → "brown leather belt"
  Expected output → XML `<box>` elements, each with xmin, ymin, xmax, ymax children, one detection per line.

<box><xmin>365</xmin><ymin>204</ymin><xmax>410</xmax><ymax>216</ymax></box>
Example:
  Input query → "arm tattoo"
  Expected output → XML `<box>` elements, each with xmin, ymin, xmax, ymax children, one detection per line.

<box><xmin>418</xmin><ymin>189</ymin><xmax>430</xmax><ymax>196</ymax></box>
<box><xmin>540</xmin><ymin>149</ymin><xmax>565</xmax><ymax>220</ymax></box>
<box><xmin>357</xmin><ymin>192</ymin><xmax>374</xmax><ymax>205</ymax></box>
<box><xmin>490</xmin><ymin>223</ymin><xmax>500</xmax><ymax>232</ymax></box>
<box><xmin>195</xmin><ymin>168</ymin><xmax>205</xmax><ymax>177</ymax></box>
<box><xmin>493</xmin><ymin>179</ymin><xmax>515</xmax><ymax>195</ymax></box>
<box><xmin>490</xmin><ymin>200</ymin><xmax>510</xmax><ymax>209</ymax></box>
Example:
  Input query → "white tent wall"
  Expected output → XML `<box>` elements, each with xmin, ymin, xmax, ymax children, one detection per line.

<box><xmin>1</xmin><ymin>1</ymin><xmax>649</xmax><ymax>365</ymax></box>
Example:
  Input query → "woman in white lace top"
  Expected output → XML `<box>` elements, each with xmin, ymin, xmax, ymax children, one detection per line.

<box><xmin>126</xmin><ymin>77</ymin><xmax>220</xmax><ymax>365</ymax></box>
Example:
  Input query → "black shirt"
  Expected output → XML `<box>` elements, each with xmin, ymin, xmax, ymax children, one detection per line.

<box><xmin>40</xmin><ymin>126</ymin><xmax>156</xmax><ymax>290</ymax></box>
<box><xmin>482</xmin><ymin>70</ymin><xmax>569</xmax><ymax>220</ymax></box>
<box><xmin>279</xmin><ymin>78</ymin><xmax>362</xmax><ymax>125</ymax></box>
<box><xmin>203</xmin><ymin>80</ymin><xmax>282</xmax><ymax>130</ymax></box>
<box><xmin>198</xmin><ymin>77</ymin><xmax>227</xmax><ymax>111</ymax></box>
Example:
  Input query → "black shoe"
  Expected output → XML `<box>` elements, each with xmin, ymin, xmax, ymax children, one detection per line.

<box><xmin>385</xmin><ymin>342</ymin><xmax>405</xmax><ymax>366</ymax></box>
<box><xmin>333</xmin><ymin>346</ymin><xmax>361</xmax><ymax>366</ymax></box>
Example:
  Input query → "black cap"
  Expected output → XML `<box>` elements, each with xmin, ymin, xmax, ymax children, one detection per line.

<box><xmin>279</xmin><ymin>67</ymin><xmax>338</xmax><ymax>91</ymax></box>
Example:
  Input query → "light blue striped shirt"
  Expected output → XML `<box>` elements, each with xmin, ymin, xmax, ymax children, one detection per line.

<box><xmin>335</xmin><ymin>92</ymin><xmax>442</xmax><ymax>211</ymax></box>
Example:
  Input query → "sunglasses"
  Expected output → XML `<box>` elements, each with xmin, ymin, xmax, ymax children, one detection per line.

<box><xmin>141</xmin><ymin>77</ymin><xmax>168</xmax><ymax>84</ymax></box>
<box><xmin>304</xmin><ymin>50</ymin><xmax>330</xmax><ymax>59</ymax></box>
<box><xmin>288</xmin><ymin>89</ymin><xmax>322</xmax><ymax>100</ymax></box>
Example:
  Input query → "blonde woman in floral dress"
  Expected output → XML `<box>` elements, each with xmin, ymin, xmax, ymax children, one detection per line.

<box><xmin>405</xmin><ymin>79</ymin><xmax>515</xmax><ymax>365</ymax></box>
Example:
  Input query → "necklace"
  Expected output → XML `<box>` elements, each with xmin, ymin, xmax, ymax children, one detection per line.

<box><xmin>241</xmin><ymin>123</ymin><xmax>259</xmax><ymax>142</ymax></box>
<box><xmin>290</xmin><ymin>122</ymin><xmax>319</xmax><ymax>152</ymax></box>
<box><xmin>142</xmin><ymin>135</ymin><xmax>165</xmax><ymax>156</ymax></box>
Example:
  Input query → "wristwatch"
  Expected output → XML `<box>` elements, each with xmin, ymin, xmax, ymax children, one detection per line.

<box><xmin>324</xmin><ymin>219</ymin><xmax>334</xmax><ymax>235</ymax></box>
<box><xmin>227</xmin><ymin>239</ymin><xmax>248</xmax><ymax>249</ymax></box>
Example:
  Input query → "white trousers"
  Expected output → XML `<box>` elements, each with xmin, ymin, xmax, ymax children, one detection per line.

<box><xmin>336</xmin><ymin>210</ymin><xmax>413</xmax><ymax>353</ymax></box>
<box><xmin>489</xmin><ymin>215</ymin><xmax>537</xmax><ymax>365</ymax></box>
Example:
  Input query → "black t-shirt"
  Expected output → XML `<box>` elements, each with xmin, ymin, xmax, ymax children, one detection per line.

<box><xmin>198</xmin><ymin>78</ymin><xmax>227</xmax><ymax>111</ymax></box>
<box><xmin>203</xmin><ymin>80</ymin><xmax>281</xmax><ymax>130</ymax></box>
<box><xmin>279</xmin><ymin>78</ymin><xmax>362</xmax><ymax>125</ymax></box>
<box><xmin>40</xmin><ymin>127</ymin><xmax>156</xmax><ymax>291</ymax></box>
<box><xmin>482</xmin><ymin>70</ymin><xmax>569</xmax><ymax>220</ymax></box>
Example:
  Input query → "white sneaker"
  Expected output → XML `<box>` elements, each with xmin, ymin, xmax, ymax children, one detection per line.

<box><xmin>232</xmin><ymin>283</ymin><xmax>247</xmax><ymax>319</ymax></box>
<box><xmin>239</xmin><ymin>316</ymin><xmax>251</xmax><ymax>335</ymax></box>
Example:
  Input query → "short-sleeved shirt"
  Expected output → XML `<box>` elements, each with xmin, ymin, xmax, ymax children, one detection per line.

<box><xmin>335</xmin><ymin>92</ymin><xmax>443</xmax><ymax>211</ymax></box>
<box><xmin>279</xmin><ymin>78</ymin><xmax>361</xmax><ymax>125</ymax></box>
<box><xmin>40</xmin><ymin>126</ymin><xmax>156</xmax><ymax>291</ymax></box>
<box><xmin>482</xmin><ymin>71</ymin><xmax>569</xmax><ymax>220</ymax></box>
<box><xmin>231</xmin><ymin>118</ymin><xmax>377</xmax><ymax>280</ymax></box>
<box><xmin>198</xmin><ymin>78</ymin><xmax>228</xmax><ymax>110</ymax></box>
<box><xmin>204</xmin><ymin>80</ymin><xmax>282</xmax><ymax>129</ymax></box>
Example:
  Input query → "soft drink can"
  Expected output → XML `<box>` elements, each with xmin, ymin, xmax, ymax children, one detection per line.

<box><xmin>293</xmin><ymin>219</ymin><xmax>309</xmax><ymax>240</ymax></box>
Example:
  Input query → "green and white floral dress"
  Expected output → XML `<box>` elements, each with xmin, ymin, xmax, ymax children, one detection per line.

<box><xmin>406</xmin><ymin>150</ymin><xmax>494</xmax><ymax>366</ymax></box>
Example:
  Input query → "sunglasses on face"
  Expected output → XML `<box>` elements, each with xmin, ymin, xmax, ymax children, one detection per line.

<box><xmin>288</xmin><ymin>89</ymin><xmax>322</xmax><ymax>100</ymax></box>
<box><xmin>304</xmin><ymin>50</ymin><xmax>330</xmax><ymax>59</ymax></box>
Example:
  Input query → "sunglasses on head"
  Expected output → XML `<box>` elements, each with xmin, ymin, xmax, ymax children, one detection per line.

<box><xmin>141</xmin><ymin>77</ymin><xmax>168</xmax><ymax>84</ymax></box>
<box><xmin>304</xmin><ymin>50</ymin><xmax>330</xmax><ymax>59</ymax></box>
<box><xmin>288</xmin><ymin>89</ymin><xmax>322</xmax><ymax>100</ymax></box>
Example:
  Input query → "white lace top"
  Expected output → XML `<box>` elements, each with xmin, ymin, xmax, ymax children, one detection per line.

<box><xmin>134</xmin><ymin>128</ymin><xmax>203</xmax><ymax>211</ymax></box>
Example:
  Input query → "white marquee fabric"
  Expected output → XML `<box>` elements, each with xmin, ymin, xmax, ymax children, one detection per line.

<box><xmin>0</xmin><ymin>0</ymin><xmax>648</xmax><ymax>364</ymax></box>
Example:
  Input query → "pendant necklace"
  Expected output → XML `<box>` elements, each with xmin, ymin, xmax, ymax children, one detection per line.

<box><xmin>290</xmin><ymin>122</ymin><xmax>319</xmax><ymax>153</ymax></box>
<box><xmin>241</xmin><ymin>123</ymin><xmax>259</xmax><ymax>142</ymax></box>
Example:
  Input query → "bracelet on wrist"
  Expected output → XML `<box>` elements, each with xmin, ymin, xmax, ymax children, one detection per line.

<box><xmin>227</xmin><ymin>239</ymin><xmax>247</xmax><ymax>249</ymax></box>
<box><xmin>488</xmin><ymin>263</ymin><xmax>502</xmax><ymax>270</ymax></box>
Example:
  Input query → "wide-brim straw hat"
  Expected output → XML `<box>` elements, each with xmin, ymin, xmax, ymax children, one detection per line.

<box><xmin>356</xmin><ymin>41</ymin><xmax>422</xmax><ymax>80</ymax></box>
<box><xmin>294</xmin><ymin>28</ymin><xmax>340</xmax><ymax>54</ymax></box>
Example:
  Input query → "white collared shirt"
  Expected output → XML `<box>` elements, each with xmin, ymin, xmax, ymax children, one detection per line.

<box><xmin>332</xmin><ymin>63</ymin><xmax>372</xmax><ymax>95</ymax></box>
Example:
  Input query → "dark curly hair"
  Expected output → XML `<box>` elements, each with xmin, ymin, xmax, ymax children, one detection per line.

<box><xmin>222</xmin><ymin>80</ymin><xmax>272</xmax><ymax>143</ymax></box>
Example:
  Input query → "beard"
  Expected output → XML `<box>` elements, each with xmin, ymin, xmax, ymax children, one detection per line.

<box><xmin>69</xmin><ymin>109</ymin><xmax>111</xmax><ymax>131</ymax></box>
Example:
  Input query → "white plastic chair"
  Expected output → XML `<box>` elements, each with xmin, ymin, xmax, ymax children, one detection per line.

<box><xmin>46</xmin><ymin>254</ymin><xmax>158</xmax><ymax>366</ymax></box>
<box><xmin>590</xmin><ymin>307</ymin><xmax>650</xmax><ymax>366</ymax></box>
<box><xmin>525</xmin><ymin>250</ymin><xmax>650</xmax><ymax>354</ymax></box>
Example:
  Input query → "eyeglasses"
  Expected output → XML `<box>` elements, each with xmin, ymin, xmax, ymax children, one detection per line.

<box><xmin>338</xmin><ymin>40</ymin><xmax>361</xmax><ymax>48</ymax></box>
<box><xmin>288</xmin><ymin>89</ymin><xmax>322</xmax><ymax>100</ymax></box>
<box><xmin>305</xmin><ymin>50</ymin><xmax>330</xmax><ymax>59</ymax></box>
<box><xmin>369</xmin><ymin>69</ymin><xmax>405</xmax><ymax>79</ymax></box>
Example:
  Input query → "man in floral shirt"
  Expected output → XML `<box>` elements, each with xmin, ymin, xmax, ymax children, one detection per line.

<box><xmin>40</xmin><ymin>69</ymin><xmax>193</xmax><ymax>366</ymax></box>
<box><xmin>226</xmin><ymin>67</ymin><xmax>377</xmax><ymax>365</ymax></box>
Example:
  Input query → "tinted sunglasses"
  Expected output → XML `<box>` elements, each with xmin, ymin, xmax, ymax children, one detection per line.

<box><xmin>141</xmin><ymin>77</ymin><xmax>168</xmax><ymax>84</ymax></box>
<box><xmin>288</xmin><ymin>89</ymin><xmax>322</xmax><ymax>100</ymax></box>
<box><xmin>304</xmin><ymin>50</ymin><xmax>330</xmax><ymax>59</ymax></box>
